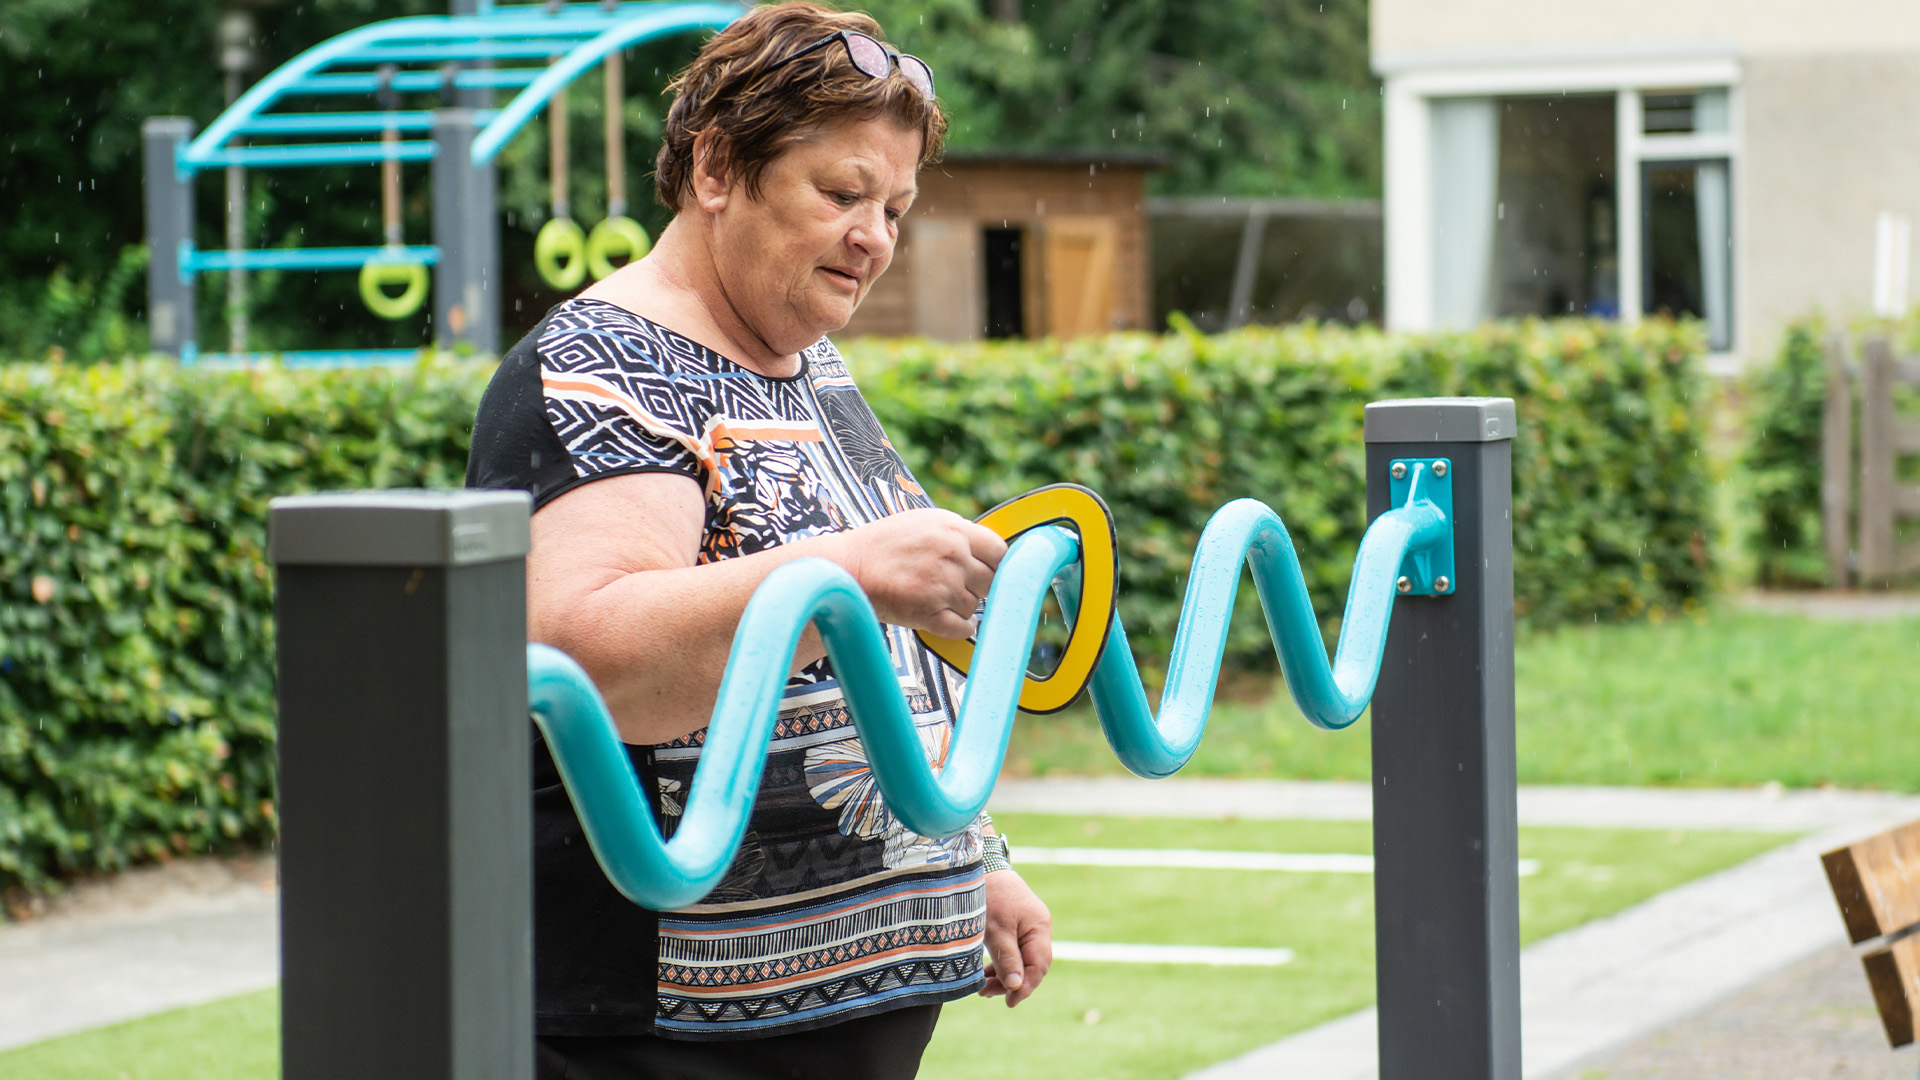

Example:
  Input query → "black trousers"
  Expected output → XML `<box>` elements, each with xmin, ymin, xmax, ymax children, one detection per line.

<box><xmin>537</xmin><ymin>1004</ymin><xmax>943</xmax><ymax>1080</ymax></box>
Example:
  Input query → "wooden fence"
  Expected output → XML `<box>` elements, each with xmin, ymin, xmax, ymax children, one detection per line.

<box><xmin>1824</xmin><ymin>333</ymin><xmax>1920</xmax><ymax>585</ymax></box>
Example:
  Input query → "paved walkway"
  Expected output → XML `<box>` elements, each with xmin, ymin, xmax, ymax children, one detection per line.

<box><xmin>5</xmin><ymin>779</ymin><xmax>1919</xmax><ymax>1075</ymax></box>
<box><xmin>0</xmin><ymin>856</ymin><xmax>279</xmax><ymax>1052</ymax></box>
<box><xmin>1736</xmin><ymin>589</ymin><xmax>1920</xmax><ymax>621</ymax></box>
<box><xmin>1568</xmin><ymin>943</ymin><xmax>1919</xmax><ymax>1080</ymax></box>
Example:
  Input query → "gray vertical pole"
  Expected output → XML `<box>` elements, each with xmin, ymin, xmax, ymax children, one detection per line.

<box><xmin>270</xmin><ymin>490</ymin><xmax>533</xmax><ymax>1080</ymax></box>
<box><xmin>447</xmin><ymin>0</ymin><xmax>493</xmax><ymax>110</ymax></box>
<box><xmin>1365</xmin><ymin>397</ymin><xmax>1520</xmax><ymax>1080</ymax></box>
<box><xmin>433</xmin><ymin>109</ymin><xmax>500</xmax><ymax>354</ymax></box>
<box><xmin>143</xmin><ymin>117</ymin><xmax>197</xmax><ymax>359</ymax></box>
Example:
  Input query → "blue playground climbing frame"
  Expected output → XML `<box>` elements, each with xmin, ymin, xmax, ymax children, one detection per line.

<box><xmin>143</xmin><ymin>1</ymin><xmax>745</xmax><ymax>367</ymax></box>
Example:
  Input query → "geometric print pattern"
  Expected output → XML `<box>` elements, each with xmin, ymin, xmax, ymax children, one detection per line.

<box><xmin>655</xmin><ymin>867</ymin><xmax>986</xmax><ymax>1038</ymax></box>
<box><xmin>534</xmin><ymin>299</ymin><xmax>985</xmax><ymax>1038</ymax></box>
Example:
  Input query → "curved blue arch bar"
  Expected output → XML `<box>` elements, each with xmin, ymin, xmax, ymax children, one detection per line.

<box><xmin>469</xmin><ymin>3</ymin><xmax>743</xmax><ymax>164</ymax></box>
<box><xmin>530</xmin><ymin>471</ymin><xmax>1450</xmax><ymax>910</ymax></box>
<box><xmin>181</xmin><ymin>3</ymin><xmax>743</xmax><ymax>175</ymax></box>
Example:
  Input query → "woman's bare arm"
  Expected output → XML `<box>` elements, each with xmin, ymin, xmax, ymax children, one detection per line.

<box><xmin>527</xmin><ymin>471</ymin><xmax>1005</xmax><ymax>745</ymax></box>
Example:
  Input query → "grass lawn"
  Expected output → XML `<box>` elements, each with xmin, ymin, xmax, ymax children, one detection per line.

<box><xmin>1004</xmin><ymin>610</ymin><xmax>1920</xmax><ymax>791</ymax></box>
<box><xmin>0</xmin><ymin>987</ymin><xmax>278</xmax><ymax>1080</ymax></box>
<box><xmin>4</xmin><ymin>816</ymin><xmax>1787</xmax><ymax>1080</ymax></box>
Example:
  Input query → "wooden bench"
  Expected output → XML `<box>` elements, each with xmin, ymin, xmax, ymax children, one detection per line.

<box><xmin>1822</xmin><ymin>819</ymin><xmax>1920</xmax><ymax>1045</ymax></box>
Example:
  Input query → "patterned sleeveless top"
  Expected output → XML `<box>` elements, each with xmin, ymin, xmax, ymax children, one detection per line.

<box><xmin>468</xmin><ymin>297</ymin><xmax>985</xmax><ymax>1040</ymax></box>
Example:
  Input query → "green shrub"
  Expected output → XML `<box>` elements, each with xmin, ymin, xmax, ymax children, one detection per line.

<box><xmin>1743</xmin><ymin>319</ymin><xmax>1832</xmax><ymax>587</ymax></box>
<box><xmin>849</xmin><ymin>318</ymin><xmax>1713</xmax><ymax>665</ymax></box>
<box><xmin>0</xmin><ymin>357</ymin><xmax>487</xmax><ymax>896</ymax></box>
<box><xmin>0</xmin><ymin>319</ymin><xmax>1712</xmax><ymax>894</ymax></box>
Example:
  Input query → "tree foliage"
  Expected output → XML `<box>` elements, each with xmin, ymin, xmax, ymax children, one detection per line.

<box><xmin>1</xmin><ymin>0</ymin><xmax>1378</xmax><ymax>357</ymax></box>
<box><xmin>866</xmin><ymin>0</ymin><xmax>1379</xmax><ymax>198</ymax></box>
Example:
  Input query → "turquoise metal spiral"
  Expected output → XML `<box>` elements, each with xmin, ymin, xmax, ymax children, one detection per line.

<box><xmin>528</xmin><ymin>465</ymin><xmax>1452</xmax><ymax>909</ymax></box>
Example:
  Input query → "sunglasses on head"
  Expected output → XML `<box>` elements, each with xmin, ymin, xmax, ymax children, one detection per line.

<box><xmin>763</xmin><ymin>29</ymin><xmax>935</xmax><ymax>100</ymax></box>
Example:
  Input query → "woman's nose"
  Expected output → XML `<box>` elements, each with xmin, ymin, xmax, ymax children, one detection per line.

<box><xmin>847</xmin><ymin>203</ymin><xmax>895</xmax><ymax>259</ymax></box>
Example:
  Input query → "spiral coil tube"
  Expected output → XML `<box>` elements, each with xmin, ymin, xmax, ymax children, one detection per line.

<box><xmin>529</xmin><ymin>467</ymin><xmax>1450</xmax><ymax>909</ymax></box>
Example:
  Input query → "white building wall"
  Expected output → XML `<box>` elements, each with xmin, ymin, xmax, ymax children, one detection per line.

<box><xmin>1742</xmin><ymin>53</ymin><xmax>1920</xmax><ymax>350</ymax></box>
<box><xmin>1374</xmin><ymin>0</ymin><xmax>1920</xmax><ymax>61</ymax></box>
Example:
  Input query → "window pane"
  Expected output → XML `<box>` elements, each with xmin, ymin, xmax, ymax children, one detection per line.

<box><xmin>1642</xmin><ymin>160</ymin><xmax>1733</xmax><ymax>350</ymax></box>
<box><xmin>1431</xmin><ymin>97</ymin><xmax>1501</xmax><ymax>328</ymax></box>
<box><xmin>1642</xmin><ymin>92</ymin><xmax>1697</xmax><ymax>134</ymax></box>
<box><xmin>1487</xmin><ymin>94</ymin><xmax>1619</xmax><ymax>320</ymax></box>
<box><xmin>1641</xmin><ymin>88</ymin><xmax>1731</xmax><ymax>135</ymax></box>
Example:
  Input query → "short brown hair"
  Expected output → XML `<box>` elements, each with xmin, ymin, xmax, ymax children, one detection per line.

<box><xmin>653</xmin><ymin>3</ymin><xmax>947</xmax><ymax>212</ymax></box>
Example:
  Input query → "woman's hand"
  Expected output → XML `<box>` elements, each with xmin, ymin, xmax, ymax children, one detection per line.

<box><xmin>830</xmin><ymin>508</ymin><xmax>1006</xmax><ymax>639</ymax></box>
<box><xmin>980</xmin><ymin>869</ymin><xmax>1052</xmax><ymax>1008</ymax></box>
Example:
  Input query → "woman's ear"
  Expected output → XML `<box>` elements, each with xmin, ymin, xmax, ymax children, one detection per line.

<box><xmin>690</xmin><ymin>129</ymin><xmax>732</xmax><ymax>214</ymax></box>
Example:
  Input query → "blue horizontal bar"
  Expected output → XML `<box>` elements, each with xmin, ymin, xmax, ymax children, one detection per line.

<box><xmin>195</xmin><ymin>348</ymin><xmax>433</xmax><ymax>369</ymax></box>
<box><xmin>239</xmin><ymin>111</ymin><xmax>495</xmax><ymax>135</ymax></box>
<box><xmin>186</xmin><ymin>246</ymin><xmax>440</xmax><ymax>273</ymax></box>
<box><xmin>284</xmin><ymin>68</ymin><xmax>544</xmax><ymax>97</ymax></box>
<box><xmin>347</xmin><ymin>39</ymin><xmax>597</xmax><ymax>63</ymax></box>
<box><xmin>193</xmin><ymin>142</ymin><xmax>436</xmax><ymax>169</ymax></box>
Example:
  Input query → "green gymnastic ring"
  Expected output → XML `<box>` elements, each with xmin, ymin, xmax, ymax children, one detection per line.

<box><xmin>586</xmin><ymin>216</ymin><xmax>652</xmax><ymax>280</ymax></box>
<box><xmin>357</xmin><ymin>253</ymin><xmax>429</xmax><ymax>321</ymax></box>
<box><xmin>536</xmin><ymin>218</ymin><xmax>589</xmax><ymax>291</ymax></box>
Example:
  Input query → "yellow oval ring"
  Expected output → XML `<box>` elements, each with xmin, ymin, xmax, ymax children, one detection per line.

<box><xmin>535</xmin><ymin>217</ymin><xmax>589</xmax><ymax>291</ymax></box>
<box><xmin>357</xmin><ymin>253</ymin><xmax>429</xmax><ymax>321</ymax></box>
<box><xmin>586</xmin><ymin>216</ymin><xmax>652</xmax><ymax>280</ymax></box>
<box><xmin>915</xmin><ymin>483</ymin><xmax>1119</xmax><ymax>714</ymax></box>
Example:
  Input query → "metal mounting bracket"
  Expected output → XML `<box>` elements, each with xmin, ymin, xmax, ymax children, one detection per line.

<box><xmin>1390</xmin><ymin>458</ymin><xmax>1455</xmax><ymax>596</ymax></box>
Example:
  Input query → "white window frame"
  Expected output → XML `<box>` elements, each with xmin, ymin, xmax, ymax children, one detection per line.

<box><xmin>1382</xmin><ymin>50</ymin><xmax>1744</xmax><ymax>366</ymax></box>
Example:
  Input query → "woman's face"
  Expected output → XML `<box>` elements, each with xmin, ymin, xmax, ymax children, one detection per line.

<box><xmin>701</xmin><ymin>115</ymin><xmax>921</xmax><ymax>356</ymax></box>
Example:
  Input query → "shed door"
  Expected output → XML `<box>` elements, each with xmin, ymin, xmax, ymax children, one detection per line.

<box><xmin>908</xmin><ymin>218</ymin><xmax>984</xmax><ymax>341</ymax></box>
<box><xmin>1041</xmin><ymin>216</ymin><xmax>1119</xmax><ymax>338</ymax></box>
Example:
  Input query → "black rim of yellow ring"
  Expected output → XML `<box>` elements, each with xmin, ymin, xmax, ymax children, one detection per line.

<box><xmin>915</xmin><ymin>483</ymin><xmax>1119</xmax><ymax>714</ymax></box>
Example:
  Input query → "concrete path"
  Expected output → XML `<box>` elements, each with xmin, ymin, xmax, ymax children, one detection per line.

<box><xmin>7</xmin><ymin>778</ymin><xmax>1919</xmax><ymax>1073</ymax></box>
<box><xmin>991</xmin><ymin>776</ymin><xmax>1920</xmax><ymax>833</ymax></box>
<box><xmin>0</xmin><ymin>857</ymin><xmax>279</xmax><ymax>1052</ymax></box>
<box><xmin>995</xmin><ymin>778</ymin><xmax>1920</xmax><ymax>1080</ymax></box>
<box><xmin>1737</xmin><ymin>589</ymin><xmax>1920</xmax><ymax>621</ymax></box>
<box><xmin>1571</xmin><ymin>942</ymin><xmax>1919</xmax><ymax>1080</ymax></box>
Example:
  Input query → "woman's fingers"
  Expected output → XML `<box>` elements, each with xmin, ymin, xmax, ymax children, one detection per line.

<box><xmin>981</xmin><ymin>922</ymin><xmax>1026</xmax><ymax>1006</ymax></box>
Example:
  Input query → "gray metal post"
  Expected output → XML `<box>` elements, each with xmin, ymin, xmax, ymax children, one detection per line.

<box><xmin>432</xmin><ymin>109</ymin><xmax>500</xmax><ymax>354</ymax></box>
<box><xmin>142</xmin><ymin>117</ymin><xmax>196</xmax><ymax>358</ymax></box>
<box><xmin>1364</xmin><ymin>397</ymin><xmax>1520</xmax><ymax>1080</ymax></box>
<box><xmin>448</xmin><ymin>0</ymin><xmax>494</xmax><ymax>109</ymax></box>
<box><xmin>270</xmin><ymin>490</ymin><xmax>533</xmax><ymax>1080</ymax></box>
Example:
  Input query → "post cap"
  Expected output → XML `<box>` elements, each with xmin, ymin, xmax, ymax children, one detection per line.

<box><xmin>269</xmin><ymin>489</ymin><xmax>532</xmax><ymax>567</ymax></box>
<box><xmin>1364</xmin><ymin>397</ymin><xmax>1517</xmax><ymax>444</ymax></box>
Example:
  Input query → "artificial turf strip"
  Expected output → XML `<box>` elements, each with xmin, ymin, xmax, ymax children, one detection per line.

<box><xmin>1001</xmin><ymin>611</ymin><xmax>1920</xmax><ymax>791</ymax></box>
<box><xmin>0</xmin><ymin>821</ymin><xmax>1788</xmax><ymax>1080</ymax></box>
<box><xmin>0</xmin><ymin>987</ymin><xmax>279</xmax><ymax>1080</ymax></box>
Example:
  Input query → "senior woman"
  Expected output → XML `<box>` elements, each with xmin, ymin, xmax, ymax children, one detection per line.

<box><xmin>466</xmin><ymin>4</ymin><xmax>1051</xmax><ymax>1077</ymax></box>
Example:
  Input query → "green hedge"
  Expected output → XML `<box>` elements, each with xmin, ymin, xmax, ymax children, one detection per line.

<box><xmin>847</xmin><ymin>318</ymin><xmax>1714</xmax><ymax>663</ymax></box>
<box><xmin>0</xmin><ymin>320</ymin><xmax>1712</xmax><ymax>895</ymax></box>
<box><xmin>0</xmin><ymin>359</ymin><xmax>481</xmax><ymax>895</ymax></box>
<box><xmin>1743</xmin><ymin>319</ymin><xmax>1831</xmax><ymax>587</ymax></box>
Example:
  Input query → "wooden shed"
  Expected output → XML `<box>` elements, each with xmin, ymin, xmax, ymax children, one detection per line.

<box><xmin>843</xmin><ymin>150</ymin><xmax>1165</xmax><ymax>341</ymax></box>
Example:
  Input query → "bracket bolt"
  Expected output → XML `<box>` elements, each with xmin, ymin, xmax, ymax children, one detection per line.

<box><xmin>1396</xmin><ymin>576</ymin><xmax>1412</xmax><ymax>594</ymax></box>
<box><xmin>1391</xmin><ymin>462</ymin><xmax>1407</xmax><ymax>480</ymax></box>
<box><xmin>1431</xmin><ymin>461</ymin><xmax>1447</xmax><ymax>478</ymax></box>
<box><xmin>1434</xmin><ymin>575</ymin><xmax>1451</xmax><ymax>593</ymax></box>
